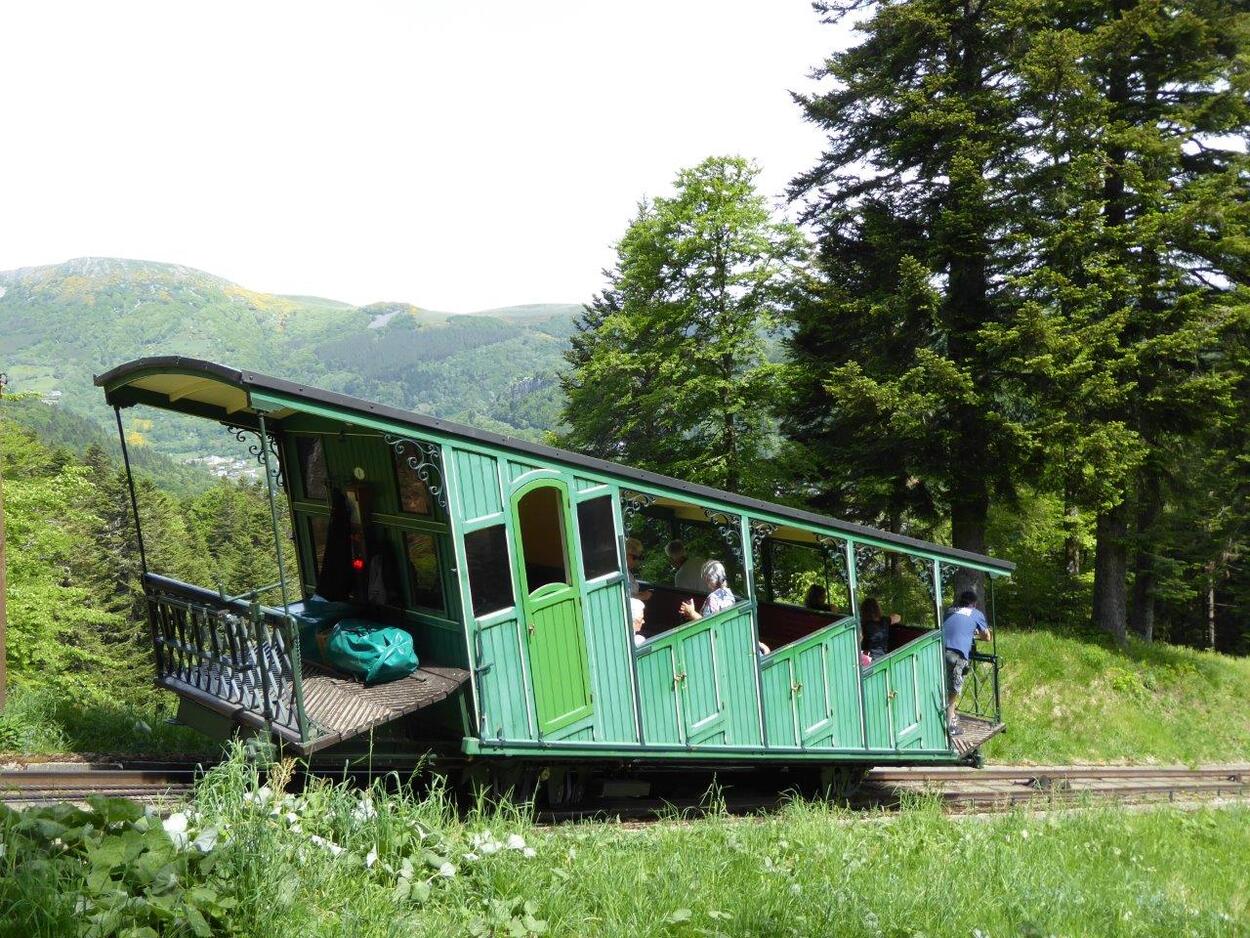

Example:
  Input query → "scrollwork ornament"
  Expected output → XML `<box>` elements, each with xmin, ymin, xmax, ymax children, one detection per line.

<box><xmin>816</xmin><ymin>535</ymin><xmax>850</xmax><ymax>586</ymax></box>
<box><xmin>618</xmin><ymin>489</ymin><xmax>656</xmax><ymax>531</ymax></box>
<box><xmin>749</xmin><ymin>521</ymin><xmax>777</xmax><ymax>560</ymax></box>
<box><xmin>225</xmin><ymin>424</ymin><xmax>284</xmax><ymax>489</ymax></box>
<box><xmin>702</xmin><ymin>508</ymin><xmax>744</xmax><ymax>565</ymax></box>
<box><xmin>384</xmin><ymin>434</ymin><xmax>448</xmax><ymax>510</ymax></box>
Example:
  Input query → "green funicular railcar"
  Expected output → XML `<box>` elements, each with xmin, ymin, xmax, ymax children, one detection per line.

<box><xmin>98</xmin><ymin>357</ymin><xmax>1010</xmax><ymax>795</ymax></box>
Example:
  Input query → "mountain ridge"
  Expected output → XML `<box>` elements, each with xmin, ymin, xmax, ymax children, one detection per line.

<box><xmin>0</xmin><ymin>256</ymin><xmax>580</xmax><ymax>458</ymax></box>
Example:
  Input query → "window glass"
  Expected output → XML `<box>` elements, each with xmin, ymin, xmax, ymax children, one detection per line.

<box><xmin>517</xmin><ymin>486</ymin><xmax>569</xmax><ymax>591</ymax></box>
<box><xmin>392</xmin><ymin>444</ymin><xmax>434</xmax><ymax>515</ymax></box>
<box><xmin>404</xmin><ymin>531</ymin><xmax>444</xmax><ymax>611</ymax></box>
<box><xmin>465</xmin><ymin>525</ymin><xmax>513</xmax><ymax>617</ymax></box>
<box><xmin>307</xmin><ymin>514</ymin><xmax>329</xmax><ymax>584</ymax></box>
<box><xmin>297</xmin><ymin>437</ymin><xmax>328</xmax><ymax>501</ymax></box>
<box><xmin>577</xmin><ymin>495</ymin><xmax>619</xmax><ymax>580</ymax></box>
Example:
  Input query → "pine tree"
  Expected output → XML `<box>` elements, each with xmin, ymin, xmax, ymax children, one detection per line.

<box><xmin>558</xmin><ymin>156</ymin><xmax>806</xmax><ymax>496</ymax></box>
<box><xmin>787</xmin><ymin>0</ymin><xmax>1034</xmax><ymax>594</ymax></box>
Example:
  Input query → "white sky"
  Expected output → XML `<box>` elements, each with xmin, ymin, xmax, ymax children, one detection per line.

<box><xmin>0</xmin><ymin>2</ymin><xmax>848</xmax><ymax>312</ymax></box>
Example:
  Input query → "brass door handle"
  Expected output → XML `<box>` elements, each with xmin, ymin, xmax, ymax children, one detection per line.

<box><xmin>887</xmin><ymin>689</ymin><xmax>897</xmax><ymax>700</ymax></box>
<box><xmin>674</xmin><ymin>671</ymin><xmax>687</xmax><ymax>686</ymax></box>
<box><xmin>527</xmin><ymin>623</ymin><xmax>535</xmax><ymax>636</ymax></box>
<box><xmin>791</xmin><ymin>682</ymin><xmax>803</xmax><ymax>695</ymax></box>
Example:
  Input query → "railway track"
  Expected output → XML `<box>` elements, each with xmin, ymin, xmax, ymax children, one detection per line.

<box><xmin>2</xmin><ymin>761</ymin><xmax>1247</xmax><ymax>818</ymax></box>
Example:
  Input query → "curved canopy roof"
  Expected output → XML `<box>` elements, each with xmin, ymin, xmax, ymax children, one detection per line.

<box><xmin>97</xmin><ymin>356</ymin><xmax>1015</xmax><ymax>574</ymax></box>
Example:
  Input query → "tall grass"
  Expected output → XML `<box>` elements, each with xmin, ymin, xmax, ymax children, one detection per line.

<box><xmin>5</xmin><ymin>747</ymin><xmax>1245</xmax><ymax>937</ymax></box>
<box><xmin>987</xmin><ymin>629</ymin><xmax>1250</xmax><ymax>764</ymax></box>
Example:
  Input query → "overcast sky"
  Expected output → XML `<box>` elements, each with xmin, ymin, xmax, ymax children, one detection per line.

<box><xmin>1</xmin><ymin>2</ymin><xmax>850</xmax><ymax>312</ymax></box>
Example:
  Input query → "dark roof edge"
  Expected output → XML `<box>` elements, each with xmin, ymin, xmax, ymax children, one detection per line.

<box><xmin>95</xmin><ymin>356</ymin><xmax>1015</xmax><ymax>574</ymax></box>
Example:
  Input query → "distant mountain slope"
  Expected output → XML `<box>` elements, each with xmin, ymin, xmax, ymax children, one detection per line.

<box><xmin>0</xmin><ymin>257</ymin><xmax>580</xmax><ymax>455</ymax></box>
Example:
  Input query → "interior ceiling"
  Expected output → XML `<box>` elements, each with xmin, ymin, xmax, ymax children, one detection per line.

<box><xmin>651</xmin><ymin>496</ymin><xmax>821</xmax><ymax>546</ymax></box>
<box><xmin>127</xmin><ymin>374</ymin><xmax>296</xmax><ymax>420</ymax></box>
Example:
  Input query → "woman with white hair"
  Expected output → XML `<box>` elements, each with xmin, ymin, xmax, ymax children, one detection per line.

<box><xmin>630</xmin><ymin>597</ymin><xmax>647</xmax><ymax>646</ymax></box>
<box><xmin>679</xmin><ymin>560</ymin><xmax>770</xmax><ymax>653</ymax></box>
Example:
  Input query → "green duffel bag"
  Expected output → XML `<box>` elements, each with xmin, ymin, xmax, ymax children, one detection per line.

<box><xmin>325</xmin><ymin>619</ymin><xmax>418</xmax><ymax>685</ymax></box>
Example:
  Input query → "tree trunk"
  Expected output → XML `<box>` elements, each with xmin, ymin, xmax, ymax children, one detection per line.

<box><xmin>1206</xmin><ymin>567</ymin><xmax>1217</xmax><ymax>650</ymax></box>
<box><xmin>1093</xmin><ymin>501</ymin><xmax>1129</xmax><ymax>643</ymax></box>
<box><xmin>1063</xmin><ymin>476</ymin><xmax>1081</xmax><ymax>577</ymax></box>
<box><xmin>950</xmin><ymin>476</ymin><xmax>988</xmax><ymax>604</ymax></box>
<box><xmin>1130</xmin><ymin>472</ymin><xmax>1160</xmax><ymax>641</ymax></box>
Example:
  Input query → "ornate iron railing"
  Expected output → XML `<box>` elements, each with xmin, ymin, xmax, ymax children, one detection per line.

<box><xmin>143</xmin><ymin>572</ymin><xmax>310</xmax><ymax>745</ymax></box>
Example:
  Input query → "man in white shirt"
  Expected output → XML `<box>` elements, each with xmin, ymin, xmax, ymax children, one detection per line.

<box><xmin>666</xmin><ymin>539</ymin><xmax>706</xmax><ymax>591</ymax></box>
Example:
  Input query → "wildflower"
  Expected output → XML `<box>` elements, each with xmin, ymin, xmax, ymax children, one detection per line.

<box><xmin>471</xmin><ymin>830</ymin><xmax>503</xmax><ymax>855</ymax></box>
<box><xmin>192</xmin><ymin>828</ymin><xmax>220</xmax><ymax>853</ymax></box>
<box><xmin>163</xmin><ymin>813</ymin><xmax>190</xmax><ymax>849</ymax></box>
<box><xmin>522</xmin><ymin>847</ymin><xmax>537</xmax><ymax>859</ymax></box>
<box><xmin>366</xmin><ymin>846</ymin><xmax>379</xmax><ymax>869</ymax></box>
<box><xmin>353</xmin><ymin>798</ymin><xmax>377</xmax><ymax>822</ymax></box>
<box><xmin>285</xmin><ymin>811</ymin><xmax>300</xmax><ymax>825</ymax></box>
<box><xmin>438</xmin><ymin>862</ymin><xmax>457</xmax><ymax>878</ymax></box>
<box><xmin>1020</xmin><ymin>829</ymin><xmax>1030</xmax><ymax>839</ymax></box>
<box><xmin>504</xmin><ymin>833</ymin><xmax>527</xmax><ymax>851</ymax></box>
<box><xmin>789</xmin><ymin>883</ymin><xmax>802</xmax><ymax>896</ymax></box>
<box><xmin>309</xmin><ymin>834</ymin><xmax>344</xmax><ymax>857</ymax></box>
<box><xmin>463</xmin><ymin>852</ymin><xmax>480</xmax><ymax>862</ymax></box>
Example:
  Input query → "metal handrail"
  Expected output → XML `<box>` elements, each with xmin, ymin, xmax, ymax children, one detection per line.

<box><xmin>143</xmin><ymin>572</ymin><xmax>310</xmax><ymax>744</ymax></box>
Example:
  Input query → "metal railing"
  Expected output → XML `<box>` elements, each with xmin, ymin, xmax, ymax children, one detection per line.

<box><xmin>963</xmin><ymin>648</ymin><xmax>1001</xmax><ymax>725</ymax></box>
<box><xmin>143</xmin><ymin>572</ymin><xmax>310</xmax><ymax>745</ymax></box>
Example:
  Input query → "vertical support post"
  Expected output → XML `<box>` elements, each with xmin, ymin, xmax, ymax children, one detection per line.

<box><xmin>934</xmin><ymin>558</ymin><xmax>951</xmax><ymax>730</ymax></box>
<box><xmin>114</xmin><ymin>406</ymin><xmax>148</xmax><ymax>576</ymax></box>
<box><xmin>931</xmin><ymin>560</ymin><xmax>944</xmax><ymax>631</ymax></box>
<box><xmin>738</xmin><ymin>513</ymin><xmax>767</xmax><ymax>747</ymax></box>
<box><xmin>989</xmin><ymin>575</ymin><xmax>1001</xmax><ymax>723</ymax></box>
<box><xmin>251</xmin><ymin>600</ymin><xmax>275</xmax><ymax>725</ymax></box>
<box><xmin>844</xmin><ymin>540</ymin><xmax>858</xmax><ymax>618</ymax></box>
<box><xmin>256</xmin><ymin>413</ymin><xmax>308</xmax><ymax>742</ymax></box>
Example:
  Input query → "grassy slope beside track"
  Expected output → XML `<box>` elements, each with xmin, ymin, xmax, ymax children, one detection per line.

<box><xmin>3</xmin><ymin>753</ymin><xmax>1247</xmax><ymax>938</ymax></box>
<box><xmin>985</xmin><ymin>629</ymin><xmax>1250</xmax><ymax>765</ymax></box>
<box><xmin>3</xmin><ymin>628</ymin><xmax>1250</xmax><ymax>765</ymax></box>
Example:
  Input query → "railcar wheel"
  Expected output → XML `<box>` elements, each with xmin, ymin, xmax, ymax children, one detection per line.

<box><xmin>800</xmin><ymin>764</ymin><xmax>867</xmax><ymax>802</ymax></box>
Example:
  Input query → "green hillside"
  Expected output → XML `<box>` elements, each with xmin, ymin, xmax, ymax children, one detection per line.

<box><xmin>0</xmin><ymin>257</ymin><xmax>579</xmax><ymax>455</ymax></box>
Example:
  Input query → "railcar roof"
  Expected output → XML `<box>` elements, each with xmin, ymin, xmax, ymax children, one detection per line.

<box><xmin>96</xmin><ymin>356</ymin><xmax>1015</xmax><ymax>574</ymax></box>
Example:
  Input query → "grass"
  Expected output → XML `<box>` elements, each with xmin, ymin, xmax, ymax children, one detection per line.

<box><xmin>985</xmin><ymin>629</ymin><xmax>1250</xmax><ymax>765</ymax></box>
<box><xmin>0</xmin><ymin>683</ymin><xmax>215</xmax><ymax>759</ymax></box>
<box><xmin>2</xmin><ymin>748</ymin><xmax>1248</xmax><ymax>937</ymax></box>
<box><xmin>5</xmin><ymin>627</ymin><xmax>1250</xmax><ymax>768</ymax></box>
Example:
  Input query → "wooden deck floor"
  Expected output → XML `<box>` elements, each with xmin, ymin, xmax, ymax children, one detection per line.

<box><xmin>299</xmin><ymin>665</ymin><xmax>469</xmax><ymax>753</ymax></box>
<box><xmin>953</xmin><ymin>713</ymin><xmax>1005</xmax><ymax>757</ymax></box>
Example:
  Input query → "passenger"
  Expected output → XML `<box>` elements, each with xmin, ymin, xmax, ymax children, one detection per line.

<box><xmin>804</xmin><ymin>584</ymin><xmax>832</xmax><ymax>612</ymax></box>
<box><xmin>942</xmin><ymin>589</ymin><xmax>992</xmax><ymax>736</ymax></box>
<box><xmin>625</xmin><ymin>537</ymin><xmax>653</xmax><ymax>602</ymax></box>
<box><xmin>860</xmin><ymin>597</ymin><xmax>891</xmax><ymax>661</ymax></box>
<box><xmin>666</xmin><ymin>539</ymin><xmax>707</xmax><ymax>591</ymax></box>
<box><xmin>631</xmin><ymin>597</ymin><xmax>647</xmax><ymax>646</ymax></box>
<box><xmin>680</xmin><ymin>561</ymin><xmax>770</xmax><ymax>654</ymax></box>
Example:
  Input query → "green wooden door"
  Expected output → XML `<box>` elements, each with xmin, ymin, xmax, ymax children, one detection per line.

<box><xmin>513</xmin><ymin>482</ymin><xmax>594</xmax><ymax>736</ymax></box>
<box><xmin>677</xmin><ymin>625</ymin><xmax>728</xmax><ymax>745</ymax></box>
<box><xmin>889</xmin><ymin>655</ymin><xmax>924</xmax><ymax>750</ymax></box>
<box><xmin>794</xmin><ymin>642</ymin><xmax>835</xmax><ymax>746</ymax></box>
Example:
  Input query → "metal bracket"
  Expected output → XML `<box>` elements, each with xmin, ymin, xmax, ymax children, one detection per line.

<box><xmin>702</xmin><ymin>508</ymin><xmax>744</xmax><ymax>565</ymax></box>
<box><xmin>619</xmin><ymin>489</ymin><xmax>656</xmax><ymax>530</ymax></box>
<box><xmin>225</xmin><ymin>424</ymin><xmax>284</xmax><ymax>489</ymax></box>
<box><xmin>384</xmin><ymin>434</ymin><xmax>448</xmax><ymax>511</ymax></box>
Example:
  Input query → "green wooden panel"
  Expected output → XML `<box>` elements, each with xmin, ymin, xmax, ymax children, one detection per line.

<box><xmin>862</xmin><ymin>667</ymin><xmax>893</xmax><ymax>750</ymax></box>
<box><xmin>915</xmin><ymin>637</ymin><xmax>949</xmax><ymax>750</ymax></box>
<box><xmin>678</xmin><ymin>627</ymin><xmax>725</xmax><ymax>743</ymax></box>
<box><xmin>760</xmin><ymin>657</ymin><xmax>798</xmax><ymax>748</ymax></box>
<box><xmin>453</xmin><ymin>449</ymin><xmax>502</xmax><ymax>521</ymax></box>
<box><xmin>637</xmin><ymin>645</ymin><xmax>682</xmax><ymax>744</ymax></box>
<box><xmin>828</xmin><ymin>622</ymin><xmax>866</xmax><ymax>748</ymax></box>
<box><xmin>507</xmin><ymin>459</ymin><xmax>541</xmax><ymax>483</ymax></box>
<box><xmin>476</xmin><ymin>619</ymin><xmax>533</xmax><ymax>741</ymax></box>
<box><xmin>717</xmin><ymin>608</ymin><xmax>764</xmax><ymax>747</ymax></box>
<box><xmin>795</xmin><ymin>642</ymin><xmax>833</xmax><ymax>744</ymax></box>
<box><xmin>526</xmin><ymin>590</ymin><xmax>593</xmax><ymax>735</ymax></box>
<box><xmin>891</xmin><ymin>654</ymin><xmax>923</xmax><ymax>749</ymax></box>
<box><xmin>574</xmin><ymin>477</ymin><xmax>604</xmax><ymax>492</ymax></box>
<box><xmin>583</xmin><ymin>580</ymin><xmax>638</xmax><ymax>742</ymax></box>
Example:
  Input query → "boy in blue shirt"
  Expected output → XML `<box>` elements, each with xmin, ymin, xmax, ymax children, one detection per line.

<box><xmin>942</xmin><ymin>590</ymin><xmax>991</xmax><ymax>736</ymax></box>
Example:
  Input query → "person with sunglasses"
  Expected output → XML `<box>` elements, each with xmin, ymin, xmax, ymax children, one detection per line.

<box><xmin>625</xmin><ymin>537</ymin><xmax>653</xmax><ymax>602</ymax></box>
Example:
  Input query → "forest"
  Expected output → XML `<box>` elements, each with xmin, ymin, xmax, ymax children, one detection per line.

<box><xmin>560</xmin><ymin>0</ymin><xmax>1250</xmax><ymax>654</ymax></box>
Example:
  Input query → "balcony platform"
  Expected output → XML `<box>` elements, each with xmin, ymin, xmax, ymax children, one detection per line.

<box><xmin>953</xmin><ymin>713</ymin><xmax>1005</xmax><ymax>757</ymax></box>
